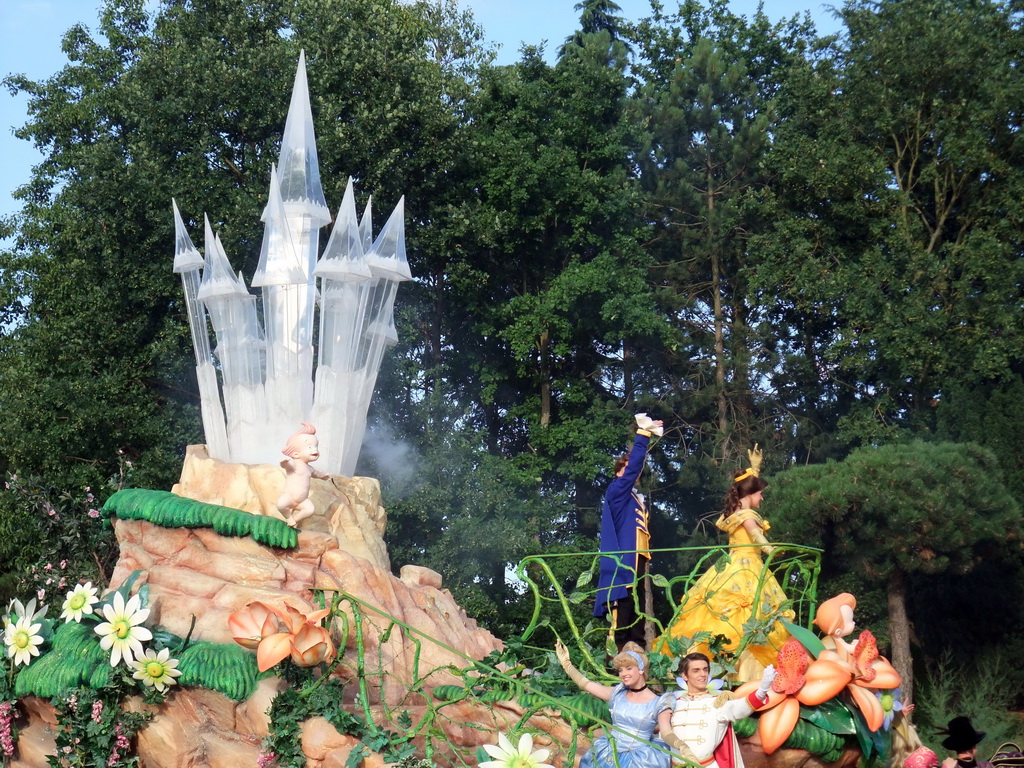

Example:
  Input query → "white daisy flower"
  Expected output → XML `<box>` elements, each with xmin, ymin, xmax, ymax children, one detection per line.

<box><xmin>480</xmin><ymin>733</ymin><xmax>554</xmax><ymax>768</ymax></box>
<box><xmin>4</xmin><ymin>615</ymin><xmax>43</xmax><ymax>666</ymax></box>
<box><xmin>94</xmin><ymin>592</ymin><xmax>153</xmax><ymax>667</ymax></box>
<box><xmin>61</xmin><ymin>582</ymin><xmax>100</xmax><ymax>623</ymax></box>
<box><xmin>130</xmin><ymin>647</ymin><xmax>182</xmax><ymax>692</ymax></box>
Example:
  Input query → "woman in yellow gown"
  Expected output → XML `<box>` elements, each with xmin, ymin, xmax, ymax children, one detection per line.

<box><xmin>661</xmin><ymin>449</ymin><xmax>793</xmax><ymax>681</ymax></box>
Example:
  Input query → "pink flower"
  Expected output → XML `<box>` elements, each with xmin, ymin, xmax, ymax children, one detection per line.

<box><xmin>88</xmin><ymin>509</ymin><xmax>100</xmax><ymax>519</ymax></box>
<box><xmin>44</xmin><ymin>564</ymin><xmax>53</xmax><ymax>572</ymax></box>
<box><xmin>91</xmin><ymin>700</ymin><xmax>103</xmax><ymax>723</ymax></box>
<box><xmin>257</xmin><ymin>750</ymin><xmax>278</xmax><ymax>768</ymax></box>
<box><xmin>37</xmin><ymin>589</ymin><xmax>45</xmax><ymax>600</ymax></box>
<box><xmin>0</xmin><ymin>702</ymin><xmax>15</xmax><ymax>757</ymax></box>
<box><xmin>106</xmin><ymin>723</ymin><xmax>131</xmax><ymax>766</ymax></box>
<box><xmin>60</xmin><ymin>560</ymin><xmax>67</xmax><ymax>569</ymax></box>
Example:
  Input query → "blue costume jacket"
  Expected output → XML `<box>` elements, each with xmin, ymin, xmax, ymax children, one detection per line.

<box><xmin>594</xmin><ymin>430</ymin><xmax>652</xmax><ymax>618</ymax></box>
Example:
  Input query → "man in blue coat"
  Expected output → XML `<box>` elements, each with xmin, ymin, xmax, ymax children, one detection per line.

<box><xmin>594</xmin><ymin>414</ymin><xmax>663</xmax><ymax>649</ymax></box>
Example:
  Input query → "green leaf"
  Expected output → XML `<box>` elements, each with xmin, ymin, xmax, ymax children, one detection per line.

<box><xmin>781</xmin><ymin>619</ymin><xmax>825</xmax><ymax>658</ymax></box>
<box><xmin>799</xmin><ymin>700</ymin><xmax>858</xmax><ymax>735</ymax></box>
<box><xmin>575</xmin><ymin>569</ymin><xmax>594</xmax><ymax>589</ymax></box>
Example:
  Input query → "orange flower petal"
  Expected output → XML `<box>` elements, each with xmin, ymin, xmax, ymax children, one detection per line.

<box><xmin>279</xmin><ymin>605</ymin><xmax>307</xmax><ymax>633</ymax></box>
<box><xmin>256</xmin><ymin>632</ymin><xmax>294</xmax><ymax>672</ymax></box>
<box><xmin>305</xmin><ymin>608</ymin><xmax>332</xmax><ymax>625</ymax></box>
<box><xmin>228</xmin><ymin>602</ymin><xmax>282</xmax><ymax>649</ymax></box>
<box><xmin>290</xmin><ymin>624</ymin><xmax>336</xmax><ymax>667</ymax></box>
<box><xmin>849</xmin><ymin>682</ymin><xmax>884</xmax><ymax>731</ymax></box>
<box><xmin>865</xmin><ymin>657</ymin><xmax>901</xmax><ymax>689</ymax></box>
<box><xmin>734</xmin><ymin>681</ymin><xmax>758</xmax><ymax>698</ymax></box>
<box><xmin>818</xmin><ymin>649</ymin><xmax>855</xmax><ymax>671</ymax></box>
<box><xmin>760</xmin><ymin>696</ymin><xmax>801</xmax><ymax>754</ymax></box>
<box><xmin>796</xmin><ymin>658</ymin><xmax>852</xmax><ymax>705</ymax></box>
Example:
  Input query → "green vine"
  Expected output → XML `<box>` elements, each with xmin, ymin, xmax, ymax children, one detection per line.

<box><xmin>261</xmin><ymin>675</ymin><xmax>417</xmax><ymax>768</ymax></box>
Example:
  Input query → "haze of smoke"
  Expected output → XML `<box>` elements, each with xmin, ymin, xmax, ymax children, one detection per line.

<box><xmin>358</xmin><ymin>424</ymin><xmax>419</xmax><ymax>498</ymax></box>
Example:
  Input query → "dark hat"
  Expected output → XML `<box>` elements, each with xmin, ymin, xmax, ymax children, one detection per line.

<box><xmin>942</xmin><ymin>717</ymin><xmax>986</xmax><ymax>752</ymax></box>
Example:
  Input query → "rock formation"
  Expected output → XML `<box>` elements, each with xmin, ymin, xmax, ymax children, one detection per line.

<box><xmin>10</xmin><ymin>448</ymin><xmax>577</xmax><ymax>768</ymax></box>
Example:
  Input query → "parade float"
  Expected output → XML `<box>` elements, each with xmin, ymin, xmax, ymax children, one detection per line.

<box><xmin>0</xmin><ymin>55</ymin><xmax>907</xmax><ymax>768</ymax></box>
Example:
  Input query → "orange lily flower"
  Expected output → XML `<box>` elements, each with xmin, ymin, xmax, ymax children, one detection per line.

<box><xmin>735</xmin><ymin>638</ymin><xmax>809</xmax><ymax>754</ymax></box>
<box><xmin>735</xmin><ymin>632</ymin><xmax>901</xmax><ymax>753</ymax></box>
<box><xmin>227</xmin><ymin>601</ymin><xmax>284</xmax><ymax>650</ymax></box>
<box><xmin>796</xmin><ymin>631</ymin><xmax>901</xmax><ymax>731</ymax></box>
<box><xmin>229</xmin><ymin>601</ymin><xmax>336</xmax><ymax>672</ymax></box>
<box><xmin>290</xmin><ymin>623</ymin><xmax>336</xmax><ymax>667</ymax></box>
<box><xmin>257</xmin><ymin>630</ymin><xmax>296</xmax><ymax>672</ymax></box>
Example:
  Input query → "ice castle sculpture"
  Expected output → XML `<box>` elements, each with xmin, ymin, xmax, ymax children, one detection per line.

<box><xmin>172</xmin><ymin>51</ymin><xmax>410</xmax><ymax>475</ymax></box>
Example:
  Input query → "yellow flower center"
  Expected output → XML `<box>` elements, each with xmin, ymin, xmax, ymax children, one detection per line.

<box><xmin>13</xmin><ymin>629</ymin><xmax>30</xmax><ymax>650</ymax></box>
<box><xmin>113</xmin><ymin>619</ymin><xmax>131</xmax><ymax>639</ymax></box>
<box><xmin>69</xmin><ymin>594</ymin><xmax>86</xmax><ymax>610</ymax></box>
<box><xmin>510</xmin><ymin>757</ymin><xmax>536</xmax><ymax>768</ymax></box>
<box><xmin>880</xmin><ymin>692</ymin><xmax>894</xmax><ymax>711</ymax></box>
<box><xmin>146</xmin><ymin>661</ymin><xmax>165</xmax><ymax>678</ymax></box>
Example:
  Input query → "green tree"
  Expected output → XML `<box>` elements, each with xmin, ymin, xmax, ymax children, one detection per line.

<box><xmin>631</xmin><ymin>1</ymin><xmax>818</xmax><ymax>472</ymax></box>
<box><xmin>753</xmin><ymin>0</ymin><xmax>1024</xmax><ymax>450</ymax></box>
<box><xmin>768</xmin><ymin>440</ymin><xmax>1021</xmax><ymax>701</ymax></box>
<box><xmin>422</xmin><ymin>32</ymin><xmax>663</xmax><ymax>540</ymax></box>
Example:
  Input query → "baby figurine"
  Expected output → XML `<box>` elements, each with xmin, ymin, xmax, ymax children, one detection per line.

<box><xmin>276</xmin><ymin>422</ymin><xmax>329</xmax><ymax>527</ymax></box>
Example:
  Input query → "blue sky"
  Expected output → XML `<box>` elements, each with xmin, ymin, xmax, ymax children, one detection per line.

<box><xmin>0</xmin><ymin>0</ymin><xmax>842</xmax><ymax>226</ymax></box>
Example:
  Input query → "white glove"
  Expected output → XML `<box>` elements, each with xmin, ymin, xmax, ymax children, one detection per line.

<box><xmin>757</xmin><ymin>664</ymin><xmax>777</xmax><ymax>697</ymax></box>
<box><xmin>635</xmin><ymin>413</ymin><xmax>664</xmax><ymax>437</ymax></box>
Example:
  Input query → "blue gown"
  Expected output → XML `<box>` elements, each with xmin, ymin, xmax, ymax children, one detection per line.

<box><xmin>580</xmin><ymin>684</ymin><xmax>671</xmax><ymax>768</ymax></box>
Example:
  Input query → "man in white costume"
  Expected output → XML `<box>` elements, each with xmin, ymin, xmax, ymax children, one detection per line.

<box><xmin>657</xmin><ymin>653</ymin><xmax>775</xmax><ymax>768</ymax></box>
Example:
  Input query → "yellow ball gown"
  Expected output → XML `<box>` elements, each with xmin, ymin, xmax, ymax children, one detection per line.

<box><xmin>660</xmin><ymin>509</ymin><xmax>793</xmax><ymax>681</ymax></box>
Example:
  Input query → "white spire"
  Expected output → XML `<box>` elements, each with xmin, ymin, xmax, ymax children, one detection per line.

<box><xmin>197</xmin><ymin>216</ymin><xmax>249</xmax><ymax>301</ymax></box>
<box><xmin>365</xmin><ymin>197</ymin><xmax>411</xmax><ymax>282</ymax></box>
<box><xmin>277</xmin><ymin>50</ymin><xmax>331</xmax><ymax>226</ymax></box>
<box><xmin>315</xmin><ymin>178</ymin><xmax>372</xmax><ymax>282</ymax></box>
<box><xmin>253</xmin><ymin>165</ymin><xmax>306</xmax><ymax>287</ymax></box>
<box><xmin>172</xmin><ymin>199</ymin><xmax>204</xmax><ymax>273</ymax></box>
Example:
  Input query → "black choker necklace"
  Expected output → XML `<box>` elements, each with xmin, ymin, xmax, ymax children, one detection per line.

<box><xmin>628</xmin><ymin>684</ymin><xmax>649</xmax><ymax>692</ymax></box>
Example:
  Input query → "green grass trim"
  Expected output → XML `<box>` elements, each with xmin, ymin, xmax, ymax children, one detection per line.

<box><xmin>15</xmin><ymin>621</ymin><xmax>108</xmax><ymax>698</ymax></box>
<box><xmin>176</xmin><ymin>641</ymin><xmax>260</xmax><ymax>701</ymax></box>
<box><xmin>103</xmin><ymin>489</ymin><xmax>298</xmax><ymax>549</ymax></box>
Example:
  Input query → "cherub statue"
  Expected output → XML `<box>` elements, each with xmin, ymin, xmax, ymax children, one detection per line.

<box><xmin>276</xmin><ymin>422</ymin><xmax>329</xmax><ymax>528</ymax></box>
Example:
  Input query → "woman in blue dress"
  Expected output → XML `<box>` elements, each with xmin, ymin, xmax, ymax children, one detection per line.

<box><xmin>555</xmin><ymin>640</ymin><xmax>671</xmax><ymax>768</ymax></box>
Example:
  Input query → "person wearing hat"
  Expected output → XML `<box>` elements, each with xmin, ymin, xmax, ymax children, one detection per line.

<box><xmin>941</xmin><ymin>717</ymin><xmax>991</xmax><ymax>768</ymax></box>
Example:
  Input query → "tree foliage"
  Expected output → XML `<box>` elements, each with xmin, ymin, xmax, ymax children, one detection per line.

<box><xmin>768</xmin><ymin>440</ymin><xmax>1022</xmax><ymax>699</ymax></box>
